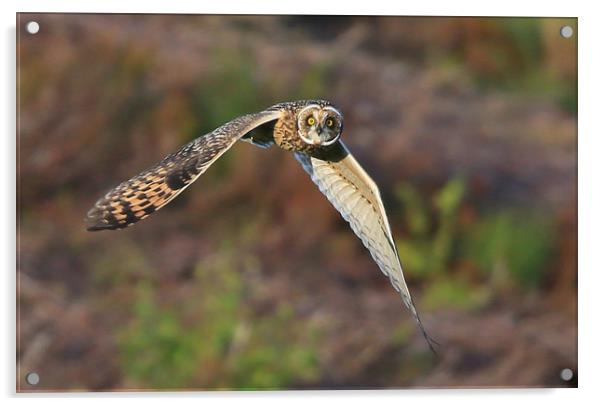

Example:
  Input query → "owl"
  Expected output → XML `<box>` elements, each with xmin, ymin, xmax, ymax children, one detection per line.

<box><xmin>86</xmin><ymin>100</ymin><xmax>437</xmax><ymax>352</ymax></box>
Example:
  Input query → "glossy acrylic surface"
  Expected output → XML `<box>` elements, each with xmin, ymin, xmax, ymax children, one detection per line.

<box><xmin>17</xmin><ymin>13</ymin><xmax>577</xmax><ymax>392</ymax></box>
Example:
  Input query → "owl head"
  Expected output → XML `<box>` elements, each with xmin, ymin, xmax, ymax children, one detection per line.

<box><xmin>297</xmin><ymin>104</ymin><xmax>343</xmax><ymax>146</ymax></box>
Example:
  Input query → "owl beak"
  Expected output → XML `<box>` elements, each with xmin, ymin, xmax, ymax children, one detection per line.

<box><xmin>308</xmin><ymin>126</ymin><xmax>324</xmax><ymax>145</ymax></box>
<box><xmin>315</xmin><ymin>127</ymin><xmax>324</xmax><ymax>143</ymax></box>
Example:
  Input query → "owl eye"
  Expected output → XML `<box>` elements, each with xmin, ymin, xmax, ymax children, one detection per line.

<box><xmin>307</xmin><ymin>117</ymin><xmax>316</xmax><ymax>126</ymax></box>
<box><xmin>326</xmin><ymin>118</ymin><xmax>334</xmax><ymax>128</ymax></box>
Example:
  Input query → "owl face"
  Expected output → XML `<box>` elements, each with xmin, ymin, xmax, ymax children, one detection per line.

<box><xmin>297</xmin><ymin>105</ymin><xmax>343</xmax><ymax>146</ymax></box>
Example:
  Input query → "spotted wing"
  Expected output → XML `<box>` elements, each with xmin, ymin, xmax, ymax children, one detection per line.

<box><xmin>86</xmin><ymin>110</ymin><xmax>282</xmax><ymax>231</ymax></box>
<box><xmin>295</xmin><ymin>142</ymin><xmax>437</xmax><ymax>352</ymax></box>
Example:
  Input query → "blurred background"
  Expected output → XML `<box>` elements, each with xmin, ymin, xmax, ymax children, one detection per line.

<box><xmin>17</xmin><ymin>14</ymin><xmax>576</xmax><ymax>391</ymax></box>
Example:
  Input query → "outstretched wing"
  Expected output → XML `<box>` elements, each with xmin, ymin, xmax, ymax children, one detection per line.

<box><xmin>86</xmin><ymin>110</ymin><xmax>282</xmax><ymax>231</ymax></box>
<box><xmin>295</xmin><ymin>142</ymin><xmax>437</xmax><ymax>352</ymax></box>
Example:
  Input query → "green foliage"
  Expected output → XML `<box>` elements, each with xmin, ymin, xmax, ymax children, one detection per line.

<box><xmin>90</xmin><ymin>239</ymin><xmax>152</xmax><ymax>289</ymax></box>
<box><xmin>390</xmin><ymin>323</ymin><xmax>412</xmax><ymax>347</ymax></box>
<box><xmin>394</xmin><ymin>177</ymin><xmax>494</xmax><ymax>311</ymax></box>
<box><xmin>396</xmin><ymin>177</ymin><xmax>556</xmax><ymax>311</ymax></box>
<box><xmin>119</xmin><ymin>281</ymin><xmax>202</xmax><ymax>388</ymax></box>
<box><xmin>183</xmin><ymin>50</ymin><xmax>273</xmax><ymax>181</ymax></box>
<box><xmin>433</xmin><ymin>18</ymin><xmax>576</xmax><ymax>113</ymax></box>
<box><xmin>432</xmin><ymin>178</ymin><xmax>466</xmax><ymax>274</ymax></box>
<box><xmin>422</xmin><ymin>278</ymin><xmax>490</xmax><ymax>311</ymax></box>
<box><xmin>296</xmin><ymin>62</ymin><xmax>332</xmax><ymax>100</ymax></box>
<box><xmin>500</xmin><ymin>18</ymin><xmax>543</xmax><ymax>68</ymax></box>
<box><xmin>190</xmin><ymin>50</ymin><xmax>267</xmax><ymax>138</ymax></box>
<box><xmin>396</xmin><ymin>177</ymin><xmax>465</xmax><ymax>278</ymax></box>
<box><xmin>463</xmin><ymin>211</ymin><xmax>555</xmax><ymax>290</ymax></box>
<box><xmin>497</xmin><ymin>18</ymin><xmax>576</xmax><ymax>114</ymax></box>
<box><xmin>117</xmin><ymin>247</ymin><xmax>319</xmax><ymax>390</ymax></box>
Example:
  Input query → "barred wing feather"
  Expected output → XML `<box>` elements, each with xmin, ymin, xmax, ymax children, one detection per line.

<box><xmin>295</xmin><ymin>142</ymin><xmax>437</xmax><ymax>352</ymax></box>
<box><xmin>86</xmin><ymin>110</ymin><xmax>281</xmax><ymax>231</ymax></box>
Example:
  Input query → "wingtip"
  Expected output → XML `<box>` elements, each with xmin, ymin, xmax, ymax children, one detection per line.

<box><xmin>405</xmin><ymin>297</ymin><xmax>442</xmax><ymax>357</ymax></box>
<box><xmin>85</xmin><ymin>217</ymin><xmax>110</xmax><ymax>232</ymax></box>
<box><xmin>423</xmin><ymin>331</ymin><xmax>442</xmax><ymax>357</ymax></box>
<box><xmin>85</xmin><ymin>223</ymin><xmax>112</xmax><ymax>232</ymax></box>
<box><xmin>84</xmin><ymin>209</ymin><xmax>119</xmax><ymax>232</ymax></box>
<box><xmin>84</xmin><ymin>214</ymin><xmax>127</xmax><ymax>231</ymax></box>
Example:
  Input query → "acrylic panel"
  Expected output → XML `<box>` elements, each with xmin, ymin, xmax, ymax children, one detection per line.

<box><xmin>16</xmin><ymin>13</ymin><xmax>577</xmax><ymax>392</ymax></box>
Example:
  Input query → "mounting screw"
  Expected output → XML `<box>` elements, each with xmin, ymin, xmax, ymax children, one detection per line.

<box><xmin>26</xmin><ymin>21</ymin><xmax>40</xmax><ymax>35</ymax></box>
<box><xmin>26</xmin><ymin>372</ymin><xmax>40</xmax><ymax>385</ymax></box>
<box><xmin>560</xmin><ymin>25</ymin><xmax>573</xmax><ymax>39</ymax></box>
<box><xmin>560</xmin><ymin>368</ymin><xmax>574</xmax><ymax>382</ymax></box>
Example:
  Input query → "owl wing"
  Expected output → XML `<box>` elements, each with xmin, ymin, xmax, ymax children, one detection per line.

<box><xmin>295</xmin><ymin>142</ymin><xmax>437</xmax><ymax>352</ymax></box>
<box><xmin>86</xmin><ymin>109</ymin><xmax>282</xmax><ymax>231</ymax></box>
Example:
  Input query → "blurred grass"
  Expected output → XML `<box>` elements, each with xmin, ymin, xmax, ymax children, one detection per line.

<box><xmin>397</xmin><ymin>176</ymin><xmax>556</xmax><ymax>310</ymax></box>
<box><xmin>396</xmin><ymin>177</ymin><xmax>465</xmax><ymax>278</ymax></box>
<box><xmin>463</xmin><ymin>211</ymin><xmax>555</xmax><ymax>290</ymax></box>
<box><xmin>422</xmin><ymin>278</ymin><xmax>490</xmax><ymax>312</ymax></box>
<box><xmin>117</xmin><ymin>245</ymin><xmax>319</xmax><ymax>389</ymax></box>
<box><xmin>190</xmin><ymin>49</ymin><xmax>268</xmax><ymax>136</ymax></box>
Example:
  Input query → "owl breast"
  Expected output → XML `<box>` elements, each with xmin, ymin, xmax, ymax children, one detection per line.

<box><xmin>273</xmin><ymin>111</ymin><xmax>321</xmax><ymax>155</ymax></box>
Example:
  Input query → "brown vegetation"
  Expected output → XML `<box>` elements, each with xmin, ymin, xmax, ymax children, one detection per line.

<box><xmin>17</xmin><ymin>14</ymin><xmax>576</xmax><ymax>391</ymax></box>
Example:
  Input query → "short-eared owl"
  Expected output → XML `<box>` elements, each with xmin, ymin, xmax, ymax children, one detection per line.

<box><xmin>86</xmin><ymin>100</ymin><xmax>436</xmax><ymax>352</ymax></box>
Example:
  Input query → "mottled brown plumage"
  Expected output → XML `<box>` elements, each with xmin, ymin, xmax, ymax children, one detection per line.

<box><xmin>86</xmin><ymin>109</ymin><xmax>281</xmax><ymax>230</ymax></box>
<box><xmin>86</xmin><ymin>99</ymin><xmax>437</xmax><ymax>352</ymax></box>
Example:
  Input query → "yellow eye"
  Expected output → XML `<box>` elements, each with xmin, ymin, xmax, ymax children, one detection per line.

<box><xmin>326</xmin><ymin>118</ymin><xmax>334</xmax><ymax>127</ymax></box>
<box><xmin>307</xmin><ymin>117</ymin><xmax>316</xmax><ymax>126</ymax></box>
